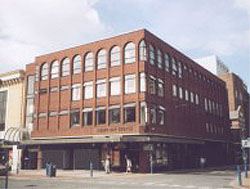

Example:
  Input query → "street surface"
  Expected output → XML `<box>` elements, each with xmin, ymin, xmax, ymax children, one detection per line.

<box><xmin>0</xmin><ymin>168</ymin><xmax>238</xmax><ymax>189</ymax></box>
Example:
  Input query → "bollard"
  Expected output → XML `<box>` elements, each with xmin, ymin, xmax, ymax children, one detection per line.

<box><xmin>245</xmin><ymin>164</ymin><xmax>248</xmax><ymax>178</ymax></box>
<box><xmin>90</xmin><ymin>162</ymin><xmax>93</xmax><ymax>177</ymax></box>
<box><xmin>237</xmin><ymin>165</ymin><xmax>242</xmax><ymax>186</ymax></box>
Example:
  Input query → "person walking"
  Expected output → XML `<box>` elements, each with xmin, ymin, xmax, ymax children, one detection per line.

<box><xmin>125</xmin><ymin>155</ymin><xmax>132</xmax><ymax>173</ymax></box>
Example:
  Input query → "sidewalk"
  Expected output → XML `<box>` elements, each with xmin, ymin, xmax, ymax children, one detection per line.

<box><xmin>232</xmin><ymin>171</ymin><xmax>250</xmax><ymax>188</ymax></box>
<box><xmin>8</xmin><ymin>169</ymin><xmax>130</xmax><ymax>179</ymax></box>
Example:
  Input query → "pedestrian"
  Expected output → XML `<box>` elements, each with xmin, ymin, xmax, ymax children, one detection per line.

<box><xmin>104</xmin><ymin>155</ymin><xmax>111</xmax><ymax>174</ymax></box>
<box><xmin>125</xmin><ymin>155</ymin><xmax>132</xmax><ymax>173</ymax></box>
<box><xmin>200</xmin><ymin>157</ymin><xmax>206</xmax><ymax>169</ymax></box>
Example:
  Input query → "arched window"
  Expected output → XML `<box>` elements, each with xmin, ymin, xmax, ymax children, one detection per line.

<box><xmin>50</xmin><ymin>60</ymin><xmax>59</xmax><ymax>79</ymax></box>
<box><xmin>84</xmin><ymin>52</ymin><xmax>94</xmax><ymax>72</ymax></box>
<box><xmin>41</xmin><ymin>63</ymin><xmax>48</xmax><ymax>81</ymax></box>
<box><xmin>157</xmin><ymin>49</ymin><xmax>162</xmax><ymax>69</ymax></box>
<box><xmin>73</xmin><ymin>55</ymin><xmax>81</xmax><ymax>74</ymax></box>
<box><xmin>61</xmin><ymin>57</ymin><xmax>70</xmax><ymax>76</ymax></box>
<box><xmin>139</xmin><ymin>40</ymin><xmax>147</xmax><ymax>61</ymax></box>
<box><xmin>149</xmin><ymin>44</ymin><xmax>155</xmax><ymax>65</ymax></box>
<box><xmin>124</xmin><ymin>42</ymin><xmax>135</xmax><ymax>64</ymax></box>
<box><xmin>97</xmin><ymin>49</ymin><xmax>106</xmax><ymax>69</ymax></box>
<box><xmin>110</xmin><ymin>46</ymin><xmax>121</xmax><ymax>67</ymax></box>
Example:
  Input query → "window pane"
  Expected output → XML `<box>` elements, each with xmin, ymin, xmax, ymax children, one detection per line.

<box><xmin>41</xmin><ymin>63</ymin><xmax>48</xmax><ymax>80</ymax></box>
<box><xmin>0</xmin><ymin>91</ymin><xmax>7</xmax><ymax>131</ymax></box>
<box><xmin>149</xmin><ymin>76</ymin><xmax>156</xmax><ymax>94</ymax></box>
<box><xmin>140</xmin><ymin>102</ymin><xmax>147</xmax><ymax>124</ymax></box>
<box><xmin>73</xmin><ymin>55</ymin><xmax>81</xmax><ymax>74</ymax></box>
<box><xmin>159</xmin><ymin>109</ymin><xmax>165</xmax><ymax>125</ymax></box>
<box><xmin>150</xmin><ymin>106</ymin><xmax>157</xmax><ymax>124</ymax></box>
<box><xmin>96</xmin><ymin>109</ymin><xmax>106</xmax><ymax>125</ymax></box>
<box><xmin>26</xmin><ymin>98</ymin><xmax>34</xmax><ymax>116</ymax></box>
<box><xmin>97</xmin><ymin>80</ymin><xmax>106</xmax><ymax>98</ymax></box>
<box><xmin>149</xmin><ymin>44</ymin><xmax>155</xmax><ymax>65</ymax></box>
<box><xmin>158</xmin><ymin>79</ymin><xmax>164</xmax><ymax>97</ymax></box>
<box><xmin>179</xmin><ymin>87</ymin><xmax>183</xmax><ymax>99</ymax></box>
<box><xmin>27</xmin><ymin>75</ymin><xmax>35</xmax><ymax>95</ymax></box>
<box><xmin>140</xmin><ymin>73</ymin><xmax>146</xmax><ymax>92</ymax></box>
<box><xmin>84</xmin><ymin>82</ymin><xmax>93</xmax><ymax>99</ymax></box>
<box><xmin>139</xmin><ymin>40</ymin><xmax>147</xmax><ymax>61</ymax></box>
<box><xmin>51</xmin><ymin>60</ymin><xmax>59</xmax><ymax>79</ymax></box>
<box><xmin>157</xmin><ymin>49</ymin><xmax>162</xmax><ymax>69</ymax></box>
<box><xmin>124</xmin><ymin>106</ymin><xmax>136</xmax><ymax>123</ymax></box>
<box><xmin>125</xmin><ymin>75</ymin><xmax>136</xmax><ymax>94</ymax></box>
<box><xmin>72</xmin><ymin>84</ymin><xmax>81</xmax><ymax>101</ymax></box>
<box><xmin>61</xmin><ymin>58</ymin><xmax>70</xmax><ymax>76</ymax></box>
<box><xmin>124</xmin><ymin>42</ymin><xmax>135</xmax><ymax>64</ymax></box>
<box><xmin>110</xmin><ymin>46</ymin><xmax>121</xmax><ymax>67</ymax></box>
<box><xmin>110</xmin><ymin>77</ymin><xmax>120</xmax><ymax>96</ymax></box>
<box><xmin>109</xmin><ymin>108</ymin><xmax>120</xmax><ymax>124</ymax></box>
<box><xmin>83</xmin><ymin>111</ymin><xmax>92</xmax><ymax>126</ymax></box>
<box><xmin>165</xmin><ymin>53</ymin><xmax>170</xmax><ymax>72</ymax></box>
<box><xmin>172</xmin><ymin>84</ymin><xmax>177</xmax><ymax>97</ymax></box>
<box><xmin>97</xmin><ymin>49</ymin><xmax>106</xmax><ymax>69</ymax></box>
<box><xmin>85</xmin><ymin>52</ymin><xmax>94</xmax><ymax>71</ymax></box>
<box><xmin>71</xmin><ymin>110</ymin><xmax>80</xmax><ymax>126</ymax></box>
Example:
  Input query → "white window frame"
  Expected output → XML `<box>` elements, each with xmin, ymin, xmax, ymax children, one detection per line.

<box><xmin>124</xmin><ymin>74</ymin><xmax>136</xmax><ymax>94</ymax></box>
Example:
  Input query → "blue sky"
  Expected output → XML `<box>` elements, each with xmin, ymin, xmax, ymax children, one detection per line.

<box><xmin>0</xmin><ymin>0</ymin><xmax>249</xmax><ymax>90</ymax></box>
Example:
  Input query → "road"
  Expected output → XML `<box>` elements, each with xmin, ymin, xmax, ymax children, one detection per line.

<box><xmin>0</xmin><ymin>169</ymin><xmax>236</xmax><ymax>189</ymax></box>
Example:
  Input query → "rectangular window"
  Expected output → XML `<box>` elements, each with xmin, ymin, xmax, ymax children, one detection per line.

<box><xmin>179</xmin><ymin>87</ymin><xmax>183</xmax><ymax>99</ymax></box>
<box><xmin>172</xmin><ymin>58</ymin><xmax>178</xmax><ymax>76</ymax></box>
<box><xmin>172</xmin><ymin>84</ymin><xmax>177</xmax><ymax>97</ymax></box>
<box><xmin>148</xmin><ymin>75</ymin><xmax>156</xmax><ymax>94</ymax></box>
<box><xmin>96</xmin><ymin>79</ymin><xmax>106</xmax><ymax>98</ymax></box>
<box><xmin>165</xmin><ymin>53</ymin><xmax>170</xmax><ymax>72</ymax></box>
<box><xmin>124</xmin><ymin>74</ymin><xmax>136</xmax><ymax>94</ymax></box>
<box><xmin>208</xmin><ymin>99</ymin><xmax>212</xmax><ymax>113</ymax></box>
<box><xmin>204</xmin><ymin>98</ymin><xmax>208</xmax><ymax>111</ymax></box>
<box><xmin>110</xmin><ymin>77</ymin><xmax>120</xmax><ymax>96</ymax></box>
<box><xmin>158</xmin><ymin>79</ymin><xmax>164</xmax><ymax>97</ymax></box>
<box><xmin>178</xmin><ymin>62</ymin><xmax>182</xmax><ymax>78</ymax></box>
<box><xmin>84</xmin><ymin>81</ymin><xmax>93</xmax><ymax>99</ymax></box>
<box><xmin>140</xmin><ymin>102</ymin><xmax>147</xmax><ymax>124</ymax></box>
<box><xmin>150</xmin><ymin>106</ymin><xmax>157</xmax><ymax>124</ymax></box>
<box><xmin>195</xmin><ymin>94</ymin><xmax>199</xmax><ymax>105</ymax></box>
<box><xmin>26</xmin><ymin>98</ymin><xmax>34</xmax><ymax>116</ymax></box>
<box><xmin>109</xmin><ymin>105</ymin><xmax>120</xmax><ymax>124</ymax></box>
<box><xmin>82</xmin><ymin>108</ymin><xmax>92</xmax><ymax>126</ymax></box>
<box><xmin>140</xmin><ymin>73</ymin><xmax>146</xmax><ymax>92</ymax></box>
<box><xmin>71</xmin><ymin>84</ymin><xmax>81</xmax><ymax>101</ymax></box>
<box><xmin>27</xmin><ymin>75</ymin><xmax>35</xmax><ymax>96</ymax></box>
<box><xmin>0</xmin><ymin>91</ymin><xmax>7</xmax><ymax>131</ymax></box>
<box><xmin>96</xmin><ymin>107</ymin><xmax>106</xmax><ymax>125</ymax></box>
<box><xmin>158</xmin><ymin>106</ymin><xmax>165</xmax><ymax>125</ymax></box>
<box><xmin>71</xmin><ymin>109</ymin><xmax>80</xmax><ymax>126</ymax></box>
<box><xmin>124</xmin><ymin>103</ymin><xmax>136</xmax><ymax>123</ymax></box>
<box><xmin>190</xmin><ymin>92</ymin><xmax>194</xmax><ymax>103</ymax></box>
<box><xmin>185</xmin><ymin>89</ymin><xmax>189</xmax><ymax>101</ymax></box>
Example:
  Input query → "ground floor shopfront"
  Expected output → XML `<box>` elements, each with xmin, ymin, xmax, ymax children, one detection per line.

<box><xmin>21</xmin><ymin>135</ymin><xmax>232</xmax><ymax>173</ymax></box>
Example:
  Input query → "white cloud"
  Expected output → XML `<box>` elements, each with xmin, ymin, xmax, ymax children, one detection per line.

<box><xmin>233</xmin><ymin>0</ymin><xmax>250</xmax><ymax>13</ymax></box>
<box><xmin>0</xmin><ymin>0</ymin><xmax>106</xmax><ymax>72</ymax></box>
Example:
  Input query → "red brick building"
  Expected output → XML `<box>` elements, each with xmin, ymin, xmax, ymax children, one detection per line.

<box><xmin>23</xmin><ymin>29</ymin><xmax>231</xmax><ymax>172</ymax></box>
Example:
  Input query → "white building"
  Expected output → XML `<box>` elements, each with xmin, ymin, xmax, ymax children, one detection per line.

<box><xmin>0</xmin><ymin>70</ymin><xmax>25</xmax><ymax>174</ymax></box>
<box><xmin>193</xmin><ymin>55</ymin><xmax>229</xmax><ymax>75</ymax></box>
